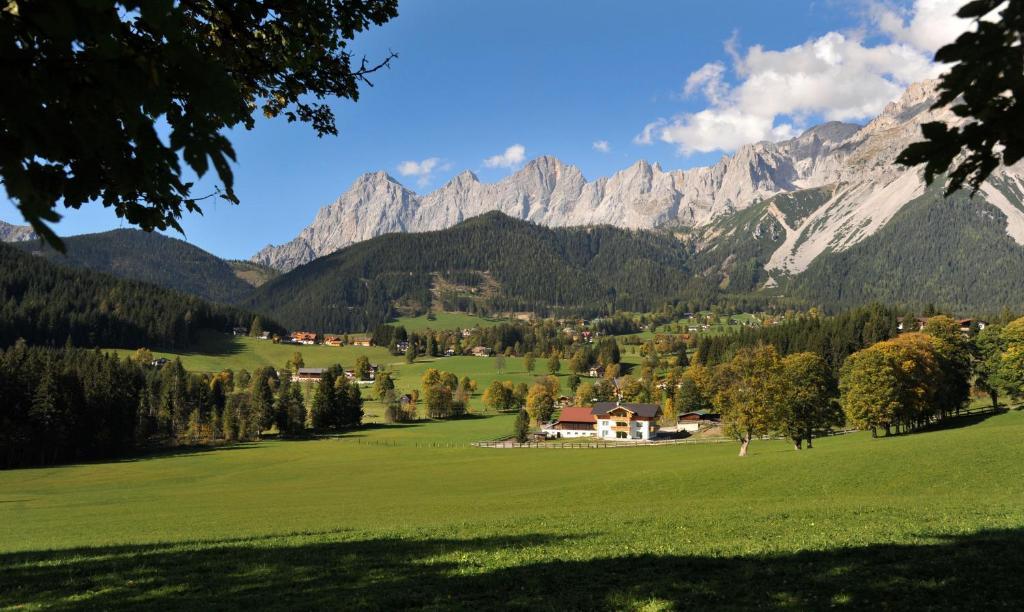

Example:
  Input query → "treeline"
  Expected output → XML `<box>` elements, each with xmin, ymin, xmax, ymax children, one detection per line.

<box><xmin>0</xmin><ymin>243</ymin><xmax>282</xmax><ymax>349</ymax></box>
<box><xmin>0</xmin><ymin>343</ymin><xmax>362</xmax><ymax>469</ymax></box>
<box><xmin>243</xmin><ymin>212</ymin><xmax>726</xmax><ymax>332</ymax></box>
<box><xmin>15</xmin><ymin>228</ymin><xmax>255</xmax><ymax>304</ymax></box>
<box><xmin>693</xmin><ymin>304</ymin><xmax>902</xmax><ymax>376</ymax></box>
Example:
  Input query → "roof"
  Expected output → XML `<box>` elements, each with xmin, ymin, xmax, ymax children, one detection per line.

<box><xmin>296</xmin><ymin>368</ymin><xmax>325</xmax><ymax>375</ymax></box>
<box><xmin>554</xmin><ymin>407</ymin><xmax>597</xmax><ymax>424</ymax></box>
<box><xmin>592</xmin><ymin>402</ymin><xmax>661</xmax><ymax>418</ymax></box>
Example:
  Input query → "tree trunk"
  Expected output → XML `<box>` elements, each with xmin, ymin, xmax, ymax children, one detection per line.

<box><xmin>793</xmin><ymin>438</ymin><xmax>802</xmax><ymax>450</ymax></box>
<box><xmin>805</xmin><ymin>427</ymin><xmax>814</xmax><ymax>449</ymax></box>
<box><xmin>991</xmin><ymin>390</ymin><xmax>999</xmax><ymax>409</ymax></box>
<box><xmin>738</xmin><ymin>434</ymin><xmax>751</xmax><ymax>457</ymax></box>
<box><xmin>871</xmin><ymin>427</ymin><xmax>877</xmax><ymax>438</ymax></box>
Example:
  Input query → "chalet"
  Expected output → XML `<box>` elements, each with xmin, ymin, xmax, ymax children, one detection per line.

<box><xmin>293</xmin><ymin>367</ymin><xmax>325</xmax><ymax>382</ymax></box>
<box><xmin>350</xmin><ymin>337</ymin><xmax>373</xmax><ymax>347</ymax></box>
<box><xmin>150</xmin><ymin>357</ymin><xmax>169</xmax><ymax>368</ymax></box>
<box><xmin>957</xmin><ymin>318</ymin><xmax>987</xmax><ymax>333</ymax></box>
<box><xmin>543</xmin><ymin>407</ymin><xmax>598</xmax><ymax>438</ymax></box>
<box><xmin>291</xmin><ymin>331</ymin><xmax>317</xmax><ymax>345</ymax></box>
<box><xmin>395</xmin><ymin>341</ymin><xmax>410</xmax><ymax>353</ymax></box>
<box><xmin>232</xmin><ymin>326</ymin><xmax>248</xmax><ymax>336</ymax></box>
<box><xmin>897</xmin><ymin>318</ymin><xmax>928</xmax><ymax>332</ymax></box>
<box><xmin>471</xmin><ymin>346</ymin><xmax>493</xmax><ymax>357</ymax></box>
<box><xmin>588</xmin><ymin>365</ymin><xmax>606</xmax><ymax>378</ymax></box>
<box><xmin>678</xmin><ymin>410</ymin><xmax>720</xmax><ymax>432</ymax></box>
<box><xmin>323</xmin><ymin>335</ymin><xmax>343</xmax><ymax>347</ymax></box>
<box><xmin>592</xmin><ymin>401</ymin><xmax>661</xmax><ymax>440</ymax></box>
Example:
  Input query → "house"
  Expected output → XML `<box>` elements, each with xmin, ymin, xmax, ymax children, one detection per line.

<box><xmin>232</xmin><ymin>326</ymin><xmax>248</xmax><ymax>336</ymax></box>
<box><xmin>323</xmin><ymin>335</ymin><xmax>343</xmax><ymax>347</ymax></box>
<box><xmin>444</xmin><ymin>348</ymin><xmax>457</xmax><ymax>357</ymax></box>
<box><xmin>150</xmin><ymin>357</ymin><xmax>169</xmax><ymax>368</ymax></box>
<box><xmin>471</xmin><ymin>346</ymin><xmax>493</xmax><ymax>357</ymax></box>
<box><xmin>293</xmin><ymin>367</ymin><xmax>325</xmax><ymax>382</ymax></box>
<box><xmin>543</xmin><ymin>407</ymin><xmax>598</xmax><ymax>438</ymax></box>
<box><xmin>897</xmin><ymin>318</ymin><xmax>928</xmax><ymax>332</ymax></box>
<box><xmin>350</xmin><ymin>337</ymin><xmax>372</xmax><ymax>347</ymax></box>
<box><xmin>256</xmin><ymin>331</ymin><xmax>271</xmax><ymax>340</ymax></box>
<box><xmin>592</xmin><ymin>401</ymin><xmax>661</xmax><ymax>440</ymax></box>
<box><xmin>588</xmin><ymin>365</ymin><xmax>605</xmax><ymax>378</ymax></box>
<box><xmin>395</xmin><ymin>340</ymin><xmax>410</xmax><ymax>353</ymax></box>
<box><xmin>290</xmin><ymin>331</ymin><xmax>317</xmax><ymax>345</ymax></box>
<box><xmin>678</xmin><ymin>410</ymin><xmax>720</xmax><ymax>432</ymax></box>
<box><xmin>957</xmin><ymin>318</ymin><xmax>987</xmax><ymax>333</ymax></box>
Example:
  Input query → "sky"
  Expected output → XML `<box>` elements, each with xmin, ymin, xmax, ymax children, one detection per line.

<box><xmin>0</xmin><ymin>0</ymin><xmax>973</xmax><ymax>259</ymax></box>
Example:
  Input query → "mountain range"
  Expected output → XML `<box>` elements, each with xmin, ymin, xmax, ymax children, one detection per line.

<box><xmin>251</xmin><ymin>79</ymin><xmax>1024</xmax><ymax>279</ymax></box>
<box><xmin>4</xmin><ymin>78</ymin><xmax>1024</xmax><ymax>328</ymax></box>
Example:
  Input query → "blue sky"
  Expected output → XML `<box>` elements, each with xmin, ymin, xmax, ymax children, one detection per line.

<box><xmin>0</xmin><ymin>0</ymin><xmax>967</xmax><ymax>259</ymax></box>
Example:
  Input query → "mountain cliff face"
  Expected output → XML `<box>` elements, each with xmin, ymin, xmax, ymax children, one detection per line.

<box><xmin>255</xmin><ymin>79</ymin><xmax>1023</xmax><ymax>277</ymax></box>
<box><xmin>0</xmin><ymin>220</ymin><xmax>36</xmax><ymax>243</ymax></box>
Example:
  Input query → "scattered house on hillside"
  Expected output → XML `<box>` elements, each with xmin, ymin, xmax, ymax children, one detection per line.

<box><xmin>588</xmin><ymin>365</ymin><xmax>605</xmax><ymax>378</ymax></box>
<box><xmin>395</xmin><ymin>340</ymin><xmax>410</xmax><ymax>353</ymax></box>
<box><xmin>592</xmin><ymin>401</ymin><xmax>661</xmax><ymax>440</ymax></box>
<box><xmin>293</xmin><ymin>367</ymin><xmax>325</xmax><ymax>382</ymax></box>
<box><xmin>957</xmin><ymin>318</ymin><xmax>987</xmax><ymax>333</ymax></box>
<box><xmin>897</xmin><ymin>318</ymin><xmax>928</xmax><ymax>332</ymax></box>
<box><xmin>556</xmin><ymin>395</ymin><xmax>572</xmax><ymax>408</ymax></box>
<box><xmin>232</xmin><ymin>326</ymin><xmax>248</xmax><ymax>336</ymax></box>
<box><xmin>461</xmin><ymin>329</ymin><xmax>473</xmax><ymax>338</ymax></box>
<box><xmin>257</xmin><ymin>331</ymin><xmax>271</xmax><ymax>340</ymax></box>
<box><xmin>678</xmin><ymin>410</ymin><xmax>720</xmax><ymax>432</ymax></box>
<box><xmin>324</xmin><ymin>335</ymin><xmax>343</xmax><ymax>347</ymax></box>
<box><xmin>444</xmin><ymin>348</ymin><xmax>457</xmax><ymax>357</ymax></box>
<box><xmin>471</xmin><ymin>346</ymin><xmax>492</xmax><ymax>357</ymax></box>
<box><xmin>150</xmin><ymin>357</ymin><xmax>169</xmax><ymax>368</ymax></box>
<box><xmin>350</xmin><ymin>337</ymin><xmax>372</xmax><ymax>347</ymax></box>
<box><xmin>543</xmin><ymin>407</ymin><xmax>598</xmax><ymax>438</ymax></box>
<box><xmin>291</xmin><ymin>331</ymin><xmax>317</xmax><ymax>345</ymax></box>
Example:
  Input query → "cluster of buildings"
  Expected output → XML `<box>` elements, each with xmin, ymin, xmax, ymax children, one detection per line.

<box><xmin>541</xmin><ymin>401</ymin><xmax>720</xmax><ymax>441</ymax></box>
<box><xmin>285</xmin><ymin>331</ymin><xmax>372</xmax><ymax>347</ymax></box>
<box><xmin>291</xmin><ymin>364</ymin><xmax>380</xmax><ymax>384</ymax></box>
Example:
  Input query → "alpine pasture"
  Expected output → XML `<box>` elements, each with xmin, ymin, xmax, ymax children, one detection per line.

<box><xmin>2</xmin><ymin>409</ymin><xmax>1023</xmax><ymax>609</ymax></box>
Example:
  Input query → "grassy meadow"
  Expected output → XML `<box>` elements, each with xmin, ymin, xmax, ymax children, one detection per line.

<box><xmin>107</xmin><ymin>332</ymin><xmax>573</xmax><ymax>415</ymax></box>
<box><xmin>3</xmin><ymin>409</ymin><xmax>1024</xmax><ymax>609</ymax></box>
<box><xmin>391</xmin><ymin>312</ymin><xmax>507</xmax><ymax>332</ymax></box>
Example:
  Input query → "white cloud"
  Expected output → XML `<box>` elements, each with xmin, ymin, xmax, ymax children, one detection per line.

<box><xmin>483</xmin><ymin>144</ymin><xmax>526</xmax><ymax>169</ymax></box>
<box><xmin>635</xmin><ymin>1</ymin><xmax>973</xmax><ymax>155</ymax></box>
<box><xmin>396</xmin><ymin>157</ymin><xmax>451</xmax><ymax>187</ymax></box>
<box><xmin>592</xmin><ymin>140</ymin><xmax>611</xmax><ymax>153</ymax></box>
<box><xmin>872</xmin><ymin>0</ymin><xmax>973</xmax><ymax>54</ymax></box>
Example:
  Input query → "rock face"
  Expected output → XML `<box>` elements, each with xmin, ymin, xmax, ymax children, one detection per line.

<box><xmin>253</xmin><ymin>79</ymin><xmax>1023</xmax><ymax>273</ymax></box>
<box><xmin>0</xmin><ymin>220</ymin><xmax>36</xmax><ymax>243</ymax></box>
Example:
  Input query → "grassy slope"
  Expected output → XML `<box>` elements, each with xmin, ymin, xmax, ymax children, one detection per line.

<box><xmin>2</xmin><ymin>410</ymin><xmax>1023</xmax><ymax>609</ymax></box>
<box><xmin>106</xmin><ymin>332</ymin><xmax>570</xmax><ymax>413</ymax></box>
<box><xmin>391</xmin><ymin>312</ymin><xmax>506</xmax><ymax>333</ymax></box>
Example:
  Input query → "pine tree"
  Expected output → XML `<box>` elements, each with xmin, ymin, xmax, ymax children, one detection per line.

<box><xmin>514</xmin><ymin>409</ymin><xmax>530</xmax><ymax>443</ymax></box>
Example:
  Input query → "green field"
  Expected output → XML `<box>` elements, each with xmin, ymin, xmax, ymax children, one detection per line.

<box><xmin>391</xmin><ymin>312</ymin><xmax>507</xmax><ymax>332</ymax></box>
<box><xmin>3</xmin><ymin>410</ymin><xmax>1024</xmax><ymax>609</ymax></box>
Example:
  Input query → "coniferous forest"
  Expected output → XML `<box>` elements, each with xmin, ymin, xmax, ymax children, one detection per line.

<box><xmin>0</xmin><ymin>243</ymin><xmax>281</xmax><ymax>349</ymax></box>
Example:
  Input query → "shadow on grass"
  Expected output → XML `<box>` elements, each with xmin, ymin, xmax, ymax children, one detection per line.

<box><xmin>2</xmin><ymin>528</ymin><xmax>1023</xmax><ymax>610</ymax></box>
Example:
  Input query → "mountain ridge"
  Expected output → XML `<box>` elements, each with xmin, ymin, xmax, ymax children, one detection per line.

<box><xmin>252</xmin><ymin>79</ymin><xmax>1001</xmax><ymax>274</ymax></box>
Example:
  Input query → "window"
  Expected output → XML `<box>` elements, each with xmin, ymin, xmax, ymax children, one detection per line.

<box><xmin>616</xmin><ymin>422</ymin><xmax>627</xmax><ymax>428</ymax></box>
<box><xmin>616</xmin><ymin>431</ymin><xmax>627</xmax><ymax>439</ymax></box>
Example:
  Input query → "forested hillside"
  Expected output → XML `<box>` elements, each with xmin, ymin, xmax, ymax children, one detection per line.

<box><xmin>0</xmin><ymin>244</ymin><xmax>280</xmax><ymax>349</ymax></box>
<box><xmin>16</xmin><ymin>229</ymin><xmax>255</xmax><ymax>303</ymax></box>
<box><xmin>243</xmin><ymin>212</ymin><xmax>721</xmax><ymax>332</ymax></box>
<box><xmin>784</xmin><ymin>186</ymin><xmax>1024</xmax><ymax>313</ymax></box>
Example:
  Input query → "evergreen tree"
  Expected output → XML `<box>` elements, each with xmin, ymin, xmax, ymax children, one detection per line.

<box><xmin>514</xmin><ymin>409</ymin><xmax>530</xmax><ymax>443</ymax></box>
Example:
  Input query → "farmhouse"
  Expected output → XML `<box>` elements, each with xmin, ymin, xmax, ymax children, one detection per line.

<box><xmin>291</xmin><ymin>331</ymin><xmax>317</xmax><ymax>345</ymax></box>
<box><xmin>588</xmin><ymin>365</ymin><xmax>605</xmax><ymax>378</ymax></box>
<box><xmin>678</xmin><ymin>409</ymin><xmax>719</xmax><ymax>432</ymax></box>
<box><xmin>543</xmin><ymin>407</ymin><xmax>597</xmax><ymax>438</ymax></box>
<box><xmin>592</xmin><ymin>402</ymin><xmax>661</xmax><ymax>440</ymax></box>
<box><xmin>593</xmin><ymin>403</ymin><xmax>663</xmax><ymax>442</ymax></box>
<box><xmin>293</xmin><ymin>368</ymin><xmax>325</xmax><ymax>382</ymax></box>
<box><xmin>323</xmin><ymin>335</ymin><xmax>343</xmax><ymax>347</ymax></box>
<box><xmin>471</xmin><ymin>346</ymin><xmax>493</xmax><ymax>357</ymax></box>
<box><xmin>350</xmin><ymin>337</ymin><xmax>373</xmax><ymax>347</ymax></box>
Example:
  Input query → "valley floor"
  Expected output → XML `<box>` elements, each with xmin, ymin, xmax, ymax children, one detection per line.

<box><xmin>2</xmin><ymin>410</ymin><xmax>1023</xmax><ymax>610</ymax></box>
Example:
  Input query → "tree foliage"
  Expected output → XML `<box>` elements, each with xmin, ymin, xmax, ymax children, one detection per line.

<box><xmin>1</xmin><ymin>0</ymin><xmax>399</xmax><ymax>248</ymax></box>
<box><xmin>896</xmin><ymin>0</ymin><xmax>1024</xmax><ymax>194</ymax></box>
